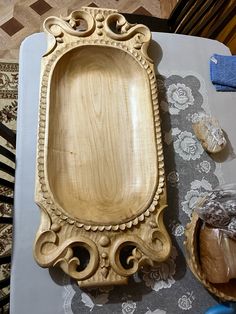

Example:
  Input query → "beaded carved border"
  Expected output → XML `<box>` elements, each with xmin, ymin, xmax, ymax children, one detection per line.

<box><xmin>38</xmin><ymin>46</ymin><xmax>164</xmax><ymax>232</ymax></box>
<box><xmin>34</xmin><ymin>7</ymin><xmax>171</xmax><ymax>287</ymax></box>
<box><xmin>37</xmin><ymin>8</ymin><xmax>165</xmax><ymax>232</ymax></box>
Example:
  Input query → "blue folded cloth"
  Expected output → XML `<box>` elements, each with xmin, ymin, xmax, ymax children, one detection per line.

<box><xmin>205</xmin><ymin>304</ymin><xmax>236</xmax><ymax>314</ymax></box>
<box><xmin>210</xmin><ymin>54</ymin><xmax>236</xmax><ymax>91</ymax></box>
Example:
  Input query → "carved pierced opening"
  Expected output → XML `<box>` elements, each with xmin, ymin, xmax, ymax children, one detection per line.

<box><xmin>34</xmin><ymin>7</ymin><xmax>171</xmax><ymax>287</ymax></box>
<box><xmin>75</xmin><ymin>19</ymin><xmax>88</xmax><ymax>32</ymax></box>
<box><xmin>119</xmin><ymin>245</ymin><xmax>136</xmax><ymax>269</ymax></box>
<box><xmin>72</xmin><ymin>246</ymin><xmax>90</xmax><ymax>271</ymax></box>
<box><xmin>108</xmin><ymin>20</ymin><xmax>120</xmax><ymax>34</ymax></box>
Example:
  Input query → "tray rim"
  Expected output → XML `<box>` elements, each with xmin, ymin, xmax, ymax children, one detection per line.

<box><xmin>34</xmin><ymin>6</ymin><xmax>171</xmax><ymax>287</ymax></box>
<box><xmin>36</xmin><ymin>8</ymin><xmax>165</xmax><ymax>232</ymax></box>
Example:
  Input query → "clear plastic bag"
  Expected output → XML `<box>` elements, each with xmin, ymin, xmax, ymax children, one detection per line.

<box><xmin>195</xmin><ymin>183</ymin><xmax>236</xmax><ymax>239</ymax></box>
<box><xmin>192</xmin><ymin>113</ymin><xmax>226</xmax><ymax>153</ymax></box>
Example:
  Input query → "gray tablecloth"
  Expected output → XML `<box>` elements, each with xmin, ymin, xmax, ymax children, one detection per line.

<box><xmin>11</xmin><ymin>32</ymin><xmax>236</xmax><ymax>314</ymax></box>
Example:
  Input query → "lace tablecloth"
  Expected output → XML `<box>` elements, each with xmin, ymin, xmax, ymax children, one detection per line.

<box><xmin>61</xmin><ymin>73</ymin><xmax>223</xmax><ymax>314</ymax></box>
<box><xmin>12</xmin><ymin>32</ymin><xmax>236</xmax><ymax>314</ymax></box>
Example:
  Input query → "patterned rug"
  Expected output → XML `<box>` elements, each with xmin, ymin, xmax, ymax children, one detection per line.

<box><xmin>0</xmin><ymin>60</ymin><xmax>18</xmax><ymax>313</ymax></box>
<box><xmin>0</xmin><ymin>0</ymin><xmax>177</xmax><ymax>60</ymax></box>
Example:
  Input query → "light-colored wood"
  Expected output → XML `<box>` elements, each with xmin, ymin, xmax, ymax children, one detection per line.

<box><xmin>48</xmin><ymin>46</ymin><xmax>157</xmax><ymax>225</ymax></box>
<box><xmin>0</xmin><ymin>0</ymin><xmax>178</xmax><ymax>60</ymax></box>
<box><xmin>34</xmin><ymin>7</ymin><xmax>171</xmax><ymax>287</ymax></box>
<box><xmin>216</xmin><ymin>14</ymin><xmax>236</xmax><ymax>55</ymax></box>
<box><xmin>185</xmin><ymin>212</ymin><xmax>236</xmax><ymax>301</ymax></box>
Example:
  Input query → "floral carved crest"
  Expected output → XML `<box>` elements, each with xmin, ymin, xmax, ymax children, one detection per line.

<box><xmin>34</xmin><ymin>7</ymin><xmax>171</xmax><ymax>287</ymax></box>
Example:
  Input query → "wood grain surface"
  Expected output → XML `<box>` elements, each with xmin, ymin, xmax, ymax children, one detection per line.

<box><xmin>48</xmin><ymin>46</ymin><xmax>157</xmax><ymax>224</ymax></box>
<box><xmin>34</xmin><ymin>8</ymin><xmax>171</xmax><ymax>287</ymax></box>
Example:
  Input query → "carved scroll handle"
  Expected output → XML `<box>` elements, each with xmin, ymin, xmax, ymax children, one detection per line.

<box><xmin>104</xmin><ymin>13</ymin><xmax>152</xmax><ymax>62</ymax></box>
<box><xmin>43</xmin><ymin>10</ymin><xmax>95</xmax><ymax>55</ymax></box>
<box><xmin>109</xmin><ymin>233</ymin><xmax>171</xmax><ymax>277</ymax></box>
<box><xmin>34</xmin><ymin>230</ymin><xmax>99</xmax><ymax>280</ymax></box>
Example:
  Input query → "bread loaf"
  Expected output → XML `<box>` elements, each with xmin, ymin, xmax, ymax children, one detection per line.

<box><xmin>192</xmin><ymin>115</ymin><xmax>226</xmax><ymax>153</ymax></box>
<box><xmin>200</xmin><ymin>225</ymin><xmax>236</xmax><ymax>283</ymax></box>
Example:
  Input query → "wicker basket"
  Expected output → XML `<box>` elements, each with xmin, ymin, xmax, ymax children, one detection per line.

<box><xmin>185</xmin><ymin>211</ymin><xmax>236</xmax><ymax>301</ymax></box>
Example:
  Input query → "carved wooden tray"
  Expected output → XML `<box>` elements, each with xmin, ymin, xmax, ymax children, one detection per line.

<box><xmin>34</xmin><ymin>7</ymin><xmax>171</xmax><ymax>287</ymax></box>
<box><xmin>185</xmin><ymin>212</ymin><xmax>236</xmax><ymax>301</ymax></box>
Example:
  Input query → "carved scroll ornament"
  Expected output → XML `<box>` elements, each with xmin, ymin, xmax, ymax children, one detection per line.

<box><xmin>34</xmin><ymin>7</ymin><xmax>171</xmax><ymax>287</ymax></box>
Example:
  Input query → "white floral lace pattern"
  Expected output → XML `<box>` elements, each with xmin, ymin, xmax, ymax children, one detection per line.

<box><xmin>81</xmin><ymin>291</ymin><xmax>109</xmax><ymax>311</ymax></box>
<box><xmin>182</xmin><ymin>179</ymin><xmax>212</xmax><ymax>217</ymax></box>
<box><xmin>178</xmin><ymin>292</ymin><xmax>195</xmax><ymax>311</ymax></box>
<box><xmin>186</xmin><ymin>112</ymin><xmax>208</xmax><ymax>123</ymax></box>
<box><xmin>174</xmin><ymin>131</ymin><xmax>204</xmax><ymax>161</ymax></box>
<box><xmin>167</xmin><ymin>83</ymin><xmax>194</xmax><ymax>115</ymax></box>
<box><xmin>121</xmin><ymin>300</ymin><xmax>137</xmax><ymax>314</ymax></box>
<box><xmin>142</xmin><ymin>247</ymin><xmax>177</xmax><ymax>292</ymax></box>
<box><xmin>169</xmin><ymin>221</ymin><xmax>185</xmax><ymax>237</ymax></box>
<box><xmin>197</xmin><ymin>160</ymin><xmax>211</xmax><ymax>174</ymax></box>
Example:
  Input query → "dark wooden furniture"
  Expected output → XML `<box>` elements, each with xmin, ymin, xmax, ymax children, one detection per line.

<box><xmin>124</xmin><ymin>0</ymin><xmax>236</xmax><ymax>53</ymax></box>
